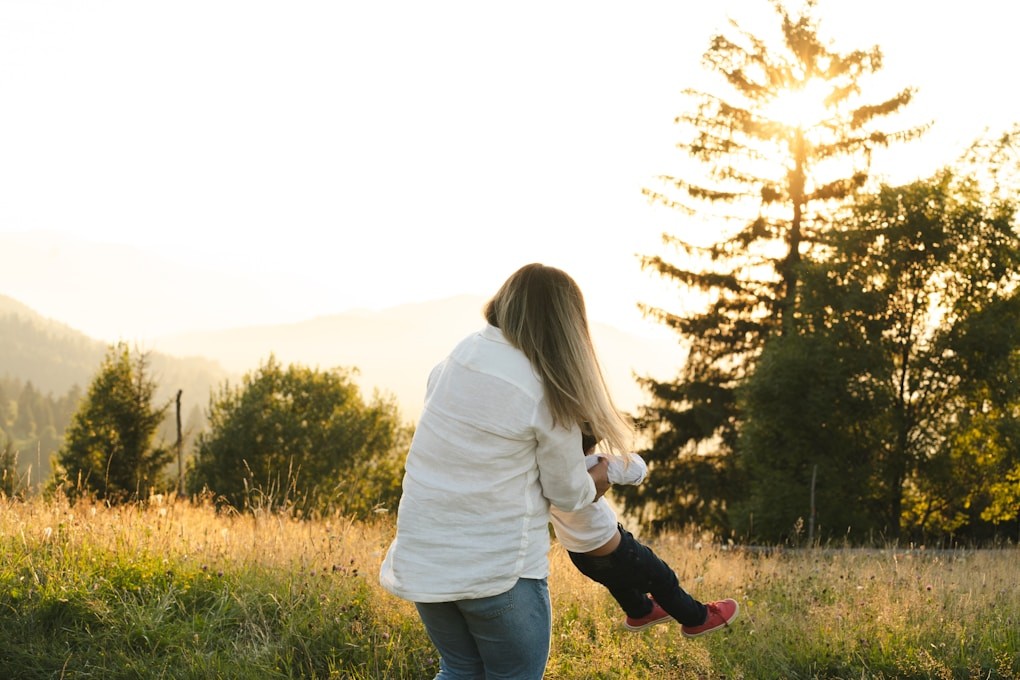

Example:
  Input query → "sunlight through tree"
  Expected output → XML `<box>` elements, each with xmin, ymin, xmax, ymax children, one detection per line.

<box><xmin>626</xmin><ymin>0</ymin><xmax>925</xmax><ymax>533</ymax></box>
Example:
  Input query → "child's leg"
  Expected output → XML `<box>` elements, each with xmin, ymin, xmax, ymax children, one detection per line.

<box><xmin>567</xmin><ymin>549</ymin><xmax>654</xmax><ymax>619</ymax></box>
<box><xmin>592</xmin><ymin>525</ymin><xmax>708</xmax><ymax>627</ymax></box>
<box><xmin>617</xmin><ymin>526</ymin><xmax>707</xmax><ymax>626</ymax></box>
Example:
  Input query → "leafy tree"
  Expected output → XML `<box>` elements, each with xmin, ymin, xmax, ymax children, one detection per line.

<box><xmin>911</xmin><ymin>294</ymin><xmax>1020</xmax><ymax>540</ymax></box>
<box><xmin>623</xmin><ymin>0</ymin><xmax>923</xmax><ymax>534</ymax></box>
<box><xmin>738</xmin><ymin>169</ymin><xmax>1020</xmax><ymax>542</ymax></box>
<box><xmin>55</xmin><ymin>344</ymin><xmax>171</xmax><ymax>501</ymax></box>
<box><xmin>188</xmin><ymin>356</ymin><xmax>410</xmax><ymax>519</ymax></box>
<box><xmin>734</xmin><ymin>331</ymin><xmax>889</xmax><ymax>543</ymax></box>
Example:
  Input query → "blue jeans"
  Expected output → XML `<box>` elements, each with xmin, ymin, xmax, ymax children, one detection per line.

<box><xmin>568</xmin><ymin>525</ymin><xmax>707</xmax><ymax>626</ymax></box>
<box><xmin>414</xmin><ymin>577</ymin><xmax>551</xmax><ymax>680</ymax></box>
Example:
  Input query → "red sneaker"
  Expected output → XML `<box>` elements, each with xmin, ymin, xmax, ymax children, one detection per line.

<box><xmin>681</xmin><ymin>599</ymin><xmax>739</xmax><ymax>638</ymax></box>
<box><xmin>623</xmin><ymin>598</ymin><xmax>673</xmax><ymax>631</ymax></box>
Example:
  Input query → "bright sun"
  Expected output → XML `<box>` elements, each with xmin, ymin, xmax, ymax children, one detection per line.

<box><xmin>762</xmin><ymin>78</ymin><xmax>832</xmax><ymax>130</ymax></box>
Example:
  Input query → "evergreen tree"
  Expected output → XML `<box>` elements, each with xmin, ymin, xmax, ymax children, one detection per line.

<box><xmin>0</xmin><ymin>435</ymin><xmax>24</xmax><ymax>499</ymax></box>
<box><xmin>14</xmin><ymin>382</ymin><xmax>38</xmax><ymax>439</ymax></box>
<box><xmin>622</xmin><ymin>0</ymin><xmax>923</xmax><ymax>533</ymax></box>
<box><xmin>0</xmin><ymin>383</ymin><xmax>10</xmax><ymax>431</ymax></box>
<box><xmin>55</xmin><ymin>344</ymin><xmax>171</xmax><ymax>501</ymax></box>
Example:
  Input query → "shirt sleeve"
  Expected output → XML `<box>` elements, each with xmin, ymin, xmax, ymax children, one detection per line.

<box><xmin>533</xmin><ymin>405</ymin><xmax>596</xmax><ymax>513</ymax></box>
<box><xmin>605</xmin><ymin>452</ymin><xmax>647</xmax><ymax>485</ymax></box>
<box><xmin>584</xmin><ymin>452</ymin><xmax>647</xmax><ymax>485</ymax></box>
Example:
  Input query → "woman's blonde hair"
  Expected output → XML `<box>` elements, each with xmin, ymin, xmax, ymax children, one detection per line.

<box><xmin>484</xmin><ymin>263</ymin><xmax>632</xmax><ymax>453</ymax></box>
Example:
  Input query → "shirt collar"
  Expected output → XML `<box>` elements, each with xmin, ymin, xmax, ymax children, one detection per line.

<box><xmin>481</xmin><ymin>324</ymin><xmax>510</xmax><ymax>344</ymax></box>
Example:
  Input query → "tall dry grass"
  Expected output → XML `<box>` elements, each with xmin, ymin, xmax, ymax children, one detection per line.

<box><xmin>1</xmin><ymin>495</ymin><xmax>1017</xmax><ymax>679</ymax></box>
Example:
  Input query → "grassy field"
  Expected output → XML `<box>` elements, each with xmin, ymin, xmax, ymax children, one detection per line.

<box><xmin>1</xmin><ymin>495</ymin><xmax>1017</xmax><ymax>679</ymax></box>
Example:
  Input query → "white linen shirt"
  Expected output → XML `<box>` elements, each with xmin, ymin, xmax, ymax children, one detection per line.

<box><xmin>549</xmin><ymin>452</ymin><xmax>647</xmax><ymax>553</ymax></box>
<box><xmin>379</xmin><ymin>325</ymin><xmax>597</xmax><ymax>603</ymax></box>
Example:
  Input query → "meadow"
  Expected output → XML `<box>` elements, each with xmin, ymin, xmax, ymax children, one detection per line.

<box><xmin>1</xmin><ymin>495</ymin><xmax>1017</xmax><ymax>679</ymax></box>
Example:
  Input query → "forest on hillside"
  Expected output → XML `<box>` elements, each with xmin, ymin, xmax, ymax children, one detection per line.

<box><xmin>0</xmin><ymin>375</ymin><xmax>80</xmax><ymax>489</ymax></box>
<box><xmin>0</xmin><ymin>305</ymin><xmax>228</xmax><ymax>490</ymax></box>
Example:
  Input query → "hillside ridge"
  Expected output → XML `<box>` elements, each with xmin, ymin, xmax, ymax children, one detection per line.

<box><xmin>2</xmin><ymin>293</ymin><xmax>683</xmax><ymax>422</ymax></box>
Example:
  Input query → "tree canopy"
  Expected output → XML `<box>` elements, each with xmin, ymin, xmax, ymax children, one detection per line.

<box><xmin>736</xmin><ymin>169</ymin><xmax>1020</xmax><ymax>542</ymax></box>
<box><xmin>188</xmin><ymin>356</ymin><xmax>409</xmax><ymax>518</ymax></box>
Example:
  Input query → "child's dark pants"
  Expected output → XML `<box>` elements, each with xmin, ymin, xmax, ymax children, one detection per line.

<box><xmin>567</xmin><ymin>524</ymin><xmax>707</xmax><ymax>626</ymax></box>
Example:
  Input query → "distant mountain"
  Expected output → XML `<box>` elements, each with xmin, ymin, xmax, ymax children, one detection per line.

<box><xmin>0</xmin><ymin>293</ymin><xmax>233</xmax><ymax>424</ymax></box>
<box><xmin>0</xmin><ymin>295</ymin><xmax>107</xmax><ymax>395</ymax></box>
<box><xmin>2</xmin><ymin>292</ymin><xmax>685</xmax><ymax>427</ymax></box>
<box><xmin>154</xmin><ymin>295</ymin><xmax>684</xmax><ymax>422</ymax></box>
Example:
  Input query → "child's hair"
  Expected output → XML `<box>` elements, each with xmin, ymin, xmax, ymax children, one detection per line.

<box><xmin>581</xmin><ymin>431</ymin><xmax>599</xmax><ymax>453</ymax></box>
<box><xmin>484</xmin><ymin>263</ymin><xmax>632</xmax><ymax>453</ymax></box>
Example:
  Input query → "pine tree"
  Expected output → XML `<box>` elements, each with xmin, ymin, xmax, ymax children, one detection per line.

<box><xmin>55</xmin><ymin>344</ymin><xmax>171</xmax><ymax>501</ymax></box>
<box><xmin>0</xmin><ymin>435</ymin><xmax>23</xmax><ymax>499</ymax></box>
<box><xmin>623</xmin><ymin>0</ymin><xmax>924</xmax><ymax>533</ymax></box>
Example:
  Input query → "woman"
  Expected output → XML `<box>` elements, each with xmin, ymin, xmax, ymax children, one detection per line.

<box><xmin>379</xmin><ymin>263</ymin><xmax>631</xmax><ymax>679</ymax></box>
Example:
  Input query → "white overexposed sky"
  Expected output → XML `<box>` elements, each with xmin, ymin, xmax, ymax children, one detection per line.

<box><xmin>1</xmin><ymin>0</ymin><xmax>1017</xmax><ymax>344</ymax></box>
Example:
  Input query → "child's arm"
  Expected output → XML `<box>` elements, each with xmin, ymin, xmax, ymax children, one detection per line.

<box><xmin>584</xmin><ymin>452</ymin><xmax>647</xmax><ymax>486</ymax></box>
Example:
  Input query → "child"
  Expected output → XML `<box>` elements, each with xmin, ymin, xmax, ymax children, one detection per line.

<box><xmin>549</xmin><ymin>433</ymin><xmax>739</xmax><ymax>636</ymax></box>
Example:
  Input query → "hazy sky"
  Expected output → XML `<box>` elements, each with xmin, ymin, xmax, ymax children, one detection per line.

<box><xmin>2</xmin><ymin>0</ymin><xmax>1017</xmax><ymax>344</ymax></box>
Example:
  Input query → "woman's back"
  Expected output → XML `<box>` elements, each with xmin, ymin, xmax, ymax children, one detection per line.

<box><xmin>379</xmin><ymin>325</ymin><xmax>595</xmax><ymax>602</ymax></box>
